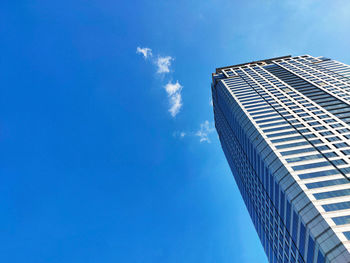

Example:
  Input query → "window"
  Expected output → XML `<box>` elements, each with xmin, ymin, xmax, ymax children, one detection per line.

<box><xmin>263</xmin><ymin>126</ymin><xmax>293</xmax><ymax>133</ymax></box>
<box><xmin>308</xmin><ymin>121</ymin><xmax>320</xmax><ymax>126</ymax></box>
<box><xmin>320</xmin><ymin>131</ymin><xmax>333</xmax><ymax>136</ymax></box>
<box><xmin>316</xmin><ymin>145</ymin><xmax>330</xmax><ymax>151</ymax></box>
<box><xmin>281</xmin><ymin>147</ymin><xmax>316</xmax><ymax>156</ymax></box>
<box><xmin>286</xmin><ymin>154</ymin><xmax>323</xmax><ymax>163</ymax></box>
<box><xmin>331</xmin><ymin>159</ymin><xmax>347</xmax><ymax>166</ymax></box>
<box><xmin>292</xmin><ymin>161</ymin><xmax>330</xmax><ymax>171</ymax></box>
<box><xmin>298</xmin><ymin>128</ymin><xmax>310</xmax><ymax>133</ymax></box>
<box><xmin>276</xmin><ymin>141</ymin><xmax>309</xmax><ymax>149</ymax></box>
<box><xmin>327</xmin><ymin>137</ymin><xmax>341</xmax><ymax>142</ymax></box>
<box><xmin>271</xmin><ymin>136</ymin><xmax>304</xmax><ymax>143</ymax></box>
<box><xmin>309</xmin><ymin>139</ymin><xmax>323</xmax><ymax>145</ymax></box>
<box><xmin>305</xmin><ymin>134</ymin><xmax>317</xmax><ymax>139</ymax></box>
<box><xmin>342</xmin><ymin>150</ymin><xmax>350</xmax><ymax>155</ymax></box>
<box><xmin>307</xmin><ymin>237</ymin><xmax>315</xmax><ymax>263</ymax></box>
<box><xmin>337</xmin><ymin>128</ymin><xmax>350</xmax><ymax>134</ymax></box>
<box><xmin>267</xmin><ymin>130</ymin><xmax>298</xmax><ymax>138</ymax></box>
<box><xmin>334</xmin><ymin>142</ymin><xmax>349</xmax><ymax>148</ymax></box>
<box><xmin>314</xmin><ymin>188</ymin><xmax>350</xmax><ymax>200</ymax></box>
<box><xmin>250</xmin><ymin>109</ymin><xmax>276</xmax><ymax>116</ymax></box>
<box><xmin>340</xmin><ymin>167</ymin><xmax>350</xmax><ymax>174</ymax></box>
<box><xmin>256</xmin><ymin>117</ymin><xmax>284</xmax><ymax>124</ymax></box>
<box><xmin>323</xmin><ymin>201</ymin><xmax>350</xmax><ymax>212</ymax></box>
<box><xmin>330</xmin><ymin>123</ymin><xmax>344</xmax><ymax>128</ymax></box>
<box><xmin>306</xmin><ymin>178</ymin><xmax>349</xmax><ymax>189</ymax></box>
<box><xmin>253</xmin><ymin>113</ymin><xmax>279</xmax><ymax>120</ymax></box>
<box><xmin>343</xmin><ymin>232</ymin><xmax>350</xmax><ymax>241</ymax></box>
<box><xmin>298</xmin><ymin>169</ymin><xmax>339</xmax><ymax>179</ymax></box>
<box><xmin>332</xmin><ymin>215</ymin><xmax>350</xmax><ymax>225</ymax></box>
<box><xmin>260</xmin><ymin>121</ymin><xmax>287</xmax><ymax>128</ymax></box>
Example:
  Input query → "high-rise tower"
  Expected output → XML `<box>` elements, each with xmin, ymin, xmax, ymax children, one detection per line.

<box><xmin>212</xmin><ymin>55</ymin><xmax>350</xmax><ymax>263</ymax></box>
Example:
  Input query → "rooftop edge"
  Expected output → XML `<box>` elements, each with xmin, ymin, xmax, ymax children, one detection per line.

<box><xmin>215</xmin><ymin>55</ymin><xmax>292</xmax><ymax>74</ymax></box>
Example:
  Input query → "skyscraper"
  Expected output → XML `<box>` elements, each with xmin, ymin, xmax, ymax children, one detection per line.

<box><xmin>212</xmin><ymin>55</ymin><xmax>350</xmax><ymax>263</ymax></box>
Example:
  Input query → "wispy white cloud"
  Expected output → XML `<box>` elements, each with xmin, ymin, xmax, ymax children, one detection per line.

<box><xmin>164</xmin><ymin>81</ymin><xmax>183</xmax><ymax>117</ymax></box>
<box><xmin>169</xmin><ymin>92</ymin><xmax>182</xmax><ymax>117</ymax></box>
<box><xmin>165</xmin><ymin>81</ymin><xmax>182</xmax><ymax>96</ymax></box>
<box><xmin>136</xmin><ymin>46</ymin><xmax>182</xmax><ymax>117</ymax></box>
<box><xmin>195</xmin><ymin>120</ymin><xmax>215</xmax><ymax>143</ymax></box>
<box><xmin>173</xmin><ymin>131</ymin><xmax>186</xmax><ymax>139</ymax></box>
<box><xmin>173</xmin><ymin>120</ymin><xmax>215</xmax><ymax>143</ymax></box>
<box><xmin>136</xmin><ymin>47</ymin><xmax>152</xmax><ymax>59</ymax></box>
<box><xmin>156</xmin><ymin>56</ymin><xmax>173</xmax><ymax>74</ymax></box>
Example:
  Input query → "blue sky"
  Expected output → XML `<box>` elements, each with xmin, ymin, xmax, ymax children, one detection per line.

<box><xmin>1</xmin><ymin>1</ymin><xmax>350</xmax><ymax>262</ymax></box>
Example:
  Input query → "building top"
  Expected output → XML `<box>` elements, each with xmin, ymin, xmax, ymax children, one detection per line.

<box><xmin>215</xmin><ymin>55</ymin><xmax>292</xmax><ymax>74</ymax></box>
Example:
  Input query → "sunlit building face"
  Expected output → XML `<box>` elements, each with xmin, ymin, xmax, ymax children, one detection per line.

<box><xmin>212</xmin><ymin>55</ymin><xmax>350</xmax><ymax>263</ymax></box>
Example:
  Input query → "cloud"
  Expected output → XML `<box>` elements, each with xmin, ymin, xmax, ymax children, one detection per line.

<box><xmin>136</xmin><ymin>47</ymin><xmax>152</xmax><ymax>59</ymax></box>
<box><xmin>195</xmin><ymin>120</ymin><xmax>215</xmax><ymax>143</ymax></box>
<box><xmin>173</xmin><ymin>131</ymin><xmax>186</xmax><ymax>139</ymax></box>
<box><xmin>169</xmin><ymin>92</ymin><xmax>182</xmax><ymax>117</ymax></box>
<box><xmin>156</xmin><ymin>56</ymin><xmax>173</xmax><ymax>74</ymax></box>
<box><xmin>136</xmin><ymin>47</ymin><xmax>182</xmax><ymax>117</ymax></box>
<box><xmin>165</xmin><ymin>81</ymin><xmax>182</xmax><ymax>96</ymax></box>
<box><xmin>164</xmin><ymin>81</ymin><xmax>183</xmax><ymax>117</ymax></box>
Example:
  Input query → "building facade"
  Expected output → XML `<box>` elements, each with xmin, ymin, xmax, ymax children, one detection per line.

<box><xmin>212</xmin><ymin>55</ymin><xmax>350</xmax><ymax>263</ymax></box>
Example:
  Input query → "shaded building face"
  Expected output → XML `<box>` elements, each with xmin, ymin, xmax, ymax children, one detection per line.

<box><xmin>212</xmin><ymin>55</ymin><xmax>350</xmax><ymax>263</ymax></box>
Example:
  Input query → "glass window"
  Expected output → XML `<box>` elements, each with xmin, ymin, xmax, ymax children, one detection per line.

<box><xmin>317</xmin><ymin>250</ymin><xmax>325</xmax><ymax>263</ymax></box>
<box><xmin>332</xmin><ymin>215</ymin><xmax>350</xmax><ymax>225</ymax></box>
<box><xmin>299</xmin><ymin>222</ymin><xmax>306</xmax><ymax>257</ymax></box>
<box><xmin>304</xmin><ymin>134</ymin><xmax>316</xmax><ymax>140</ymax></box>
<box><xmin>337</xmin><ymin>128</ymin><xmax>350</xmax><ymax>134</ymax></box>
<box><xmin>260</xmin><ymin>121</ymin><xmax>287</xmax><ymax>128</ymax></box>
<box><xmin>253</xmin><ymin>113</ymin><xmax>280</xmax><ymax>120</ymax></box>
<box><xmin>281</xmin><ymin>147</ymin><xmax>316</xmax><ymax>156</ymax></box>
<box><xmin>324</xmin><ymin>119</ymin><xmax>336</xmax><ymax>123</ymax></box>
<box><xmin>316</xmin><ymin>145</ymin><xmax>330</xmax><ymax>151</ymax></box>
<box><xmin>340</xmin><ymin>167</ymin><xmax>350</xmax><ymax>174</ymax></box>
<box><xmin>331</xmin><ymin>159</ymin><xmax>347</xmax><ymax>166</ymax></box>
<box><xmin>303</xmin><ymin>117</ymin><xmax>315</xmax><ymax>121</ymax></box>
<box><xmin>306</xmin><ymin>178</ymin><xmax>349</xmax><ymax>189</ymax></box>
<box><xmin>263</xmin><ymin>126</ymin><xmax>293</xmax><ymax>133</ymax></box>
<box><xmin>267</xmin><ymin>130</ymin><xmax>298</xmax><ymax>138</ymax></box>
<box><xmin>286</xmin><ymin>154</ymin><xmax>323</xmax><ymax>163</ymax></box>
<box><xmin>276</xmin><ymin>141</ymin><xmax>309</xmax><ymax>149</ymax></box>
<box><xmin>334</xmin><ymin>142</ymin><xmax>349</xmax><ymax>148</ymax></box>
<box><xmin>292</xmin><ymin>161</ymin><xmax>330</xmax><ymax>171</ymax></box>
<box><xmin>271</xmin><ymin>136</ymin><xmax>304</xmax><ymax>143</ymax></box>
<box><xmin>298</xmin><ymin>169</ymin><xmax>339</xmax><ymax>180</ymax></box>
<box><xmin>309</xmin><ymin>139</ymin><xmax>323</xmax><ymax>145</ymax></box>
<box><xmin>314</xmin><ymin>126</ymin><xmax>327</xmax><ymax>131</ymax></box>
<box><xmin>308</xmin><ymin>121</ymin><xmax>320</xmax><ymax>126</ymax></box>
<box><xmin>320</xmin><ymin>131</ymin><xmax>333</xmax><ymax>136</ymax></box>
<box><xmin>250</xmin><ymin>109</ymin><xmax>276</xmax><ymax>116</ymax></box>
<box><xmin>330</xmin><ymin>123</ymin><xmax>344</xmax><ymax>128</ymax></box>
<box><xmin>324</xmin><ymin>152</ymin><xmax>338</xmax><ymax>158</ymax></box>
<box><xmin>298</xmin><ymin>128</ymin><xmax>311</xmax><ymax>133</ymax></box>
<box><xmin>314</xmin><ymin>188</ymin><xmax>350</xmax><ymax>200</ymax></box>
<box><xmin>323</xmin><ymin>201</ymin><xmax>350</xmax><ymax>212</ymax></box>
<box><xmin>343</xmin><ymin>231</ymin><xmax>350</xmax><ymax>240</ymax></box>
<box><xmin>307</xmin><ymin>237</ymin><xmax>315</xmax><ymax>263</ymax></box>
<box><xmin>326</xmin><ymin>136</ymin><xmax>340</xmax><ymax>142</ymax></box>
<box><xmin>256</xmin><ymin>117</ymin><xmax>284</xmax><ymax>124</ymax></box>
